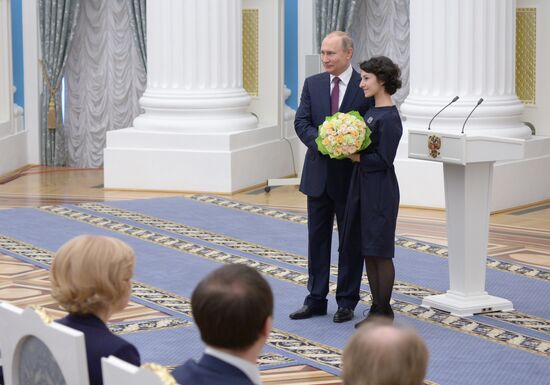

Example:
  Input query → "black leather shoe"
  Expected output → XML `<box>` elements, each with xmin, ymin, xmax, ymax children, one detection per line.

<box><xmin>289</xmin><ymin>305</ymin><xmax>327</xmax><ymax>320</ymax></box>
<box><xmin>333</xmin><ymin>307</ymin><xmax>354</xmax><ymax>323</ymax></box>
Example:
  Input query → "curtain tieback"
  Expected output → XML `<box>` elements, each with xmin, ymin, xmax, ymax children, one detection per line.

<box><xmin>40</xmin><ymin>60</ymin><xmax>60</xmax><ymax>131</ymax></box>
<box><xmin>47</xmin><ymin>94</ymin><xmax>57</xmax><ymax>130</ymax></box>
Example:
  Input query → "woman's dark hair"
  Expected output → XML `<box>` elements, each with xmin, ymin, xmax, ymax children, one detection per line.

<box><xmin>359</xmin><ymin>56</ymin><xmax>402</xmax><ymax>95</ymax></box>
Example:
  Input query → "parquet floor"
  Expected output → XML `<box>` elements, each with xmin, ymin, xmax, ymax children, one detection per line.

<box><xmin>0</xmin><ymin>165</ymin><xmax>548</xmax><ymax>384</ymax></box>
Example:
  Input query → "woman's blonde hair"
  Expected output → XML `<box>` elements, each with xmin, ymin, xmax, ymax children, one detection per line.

<box><xmin>342</xmin><ymin>320</ymin><xmax>429</xmax><ymax>385</ymax></box>
<box><xmin>50</xmin><ymin>235</ymin><xmax>135</xmax><ymax>315</ymax></box>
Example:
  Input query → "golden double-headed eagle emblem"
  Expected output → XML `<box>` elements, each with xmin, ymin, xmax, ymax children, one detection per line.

<box><xmin>427</xmin><ymin>135</ymin><xmax>442</xmax><ymax>158</ymax></box>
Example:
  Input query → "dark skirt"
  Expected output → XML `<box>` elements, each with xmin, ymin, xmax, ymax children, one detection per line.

<box><xmin>339</xmin><ymin>164</ymin><xmax>399</xmax><ymax>259</ymax></box>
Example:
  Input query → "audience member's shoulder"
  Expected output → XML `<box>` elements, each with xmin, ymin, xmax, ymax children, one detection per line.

<box><xmin>171</xmin><ymin>359</ymin><xmax>199</xmax><ymax>383</ymax></box>
<box><xmin>113</xmin><ymin>341</ymin><xmax>141</xmax><ymax>366</ymax></box>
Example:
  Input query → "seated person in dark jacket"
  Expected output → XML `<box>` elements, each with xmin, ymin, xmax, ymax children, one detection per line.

<box><xmin>50</xmin><ymin>235</ymin><xmax>141</xmax><ymax>385</ymax></box>
<box><xmin>172</xmin><ymin>264</ymin><xmax>274</xmax><ymax>385</ymax></box>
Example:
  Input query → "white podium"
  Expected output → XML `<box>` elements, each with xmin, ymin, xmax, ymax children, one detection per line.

<box><xmin>408</xmin><ymin>130</ymin><xmax>525</xmax><ymax>316</ymax></box>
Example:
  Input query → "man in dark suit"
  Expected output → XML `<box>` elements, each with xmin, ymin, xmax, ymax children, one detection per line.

<box><xmin>172</xmin><ymin>264</ymin><xmax>273</xmax><ymax>385</ymax></box>
<box><xmin>291</xmin><ymin>31</ymin><xmax>373</xmax><ymax>323</ymax></box>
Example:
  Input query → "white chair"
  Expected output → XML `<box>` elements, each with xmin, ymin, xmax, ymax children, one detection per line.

<box><xmin>102</xmin><ymin>356</ymin><xmax>178</xmax><ymax>385</ymax></box>
<box><xmin>0</xmin><ymin>302</ymin><xmax>89</xmax><ymax>385</ymax></box>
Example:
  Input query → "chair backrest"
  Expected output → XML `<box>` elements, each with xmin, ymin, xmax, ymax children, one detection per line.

<box><xmin>0</xmin><ymin>302</ymin><xmax>89</xmax><ymax>385</ymax></box>
<box><xmin>102</xmin><ymin>356</ymin><xmax>178</xmax><ymax>385</ymax></box>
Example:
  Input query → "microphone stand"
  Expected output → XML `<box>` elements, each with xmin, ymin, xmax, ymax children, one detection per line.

<box><xmin>461</xmin><ymin>98</ymin><xmax>484</xmax><ymax>134</ymax></box>
<box><xmin>428</xmin><ymin>96</ymin><xmax>459</xmax><ymax>130</ymax></box>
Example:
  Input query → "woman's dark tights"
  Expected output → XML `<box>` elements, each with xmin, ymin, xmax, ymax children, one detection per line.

<box><xmin>365</xmin><ymin>257</ymin><xmax>395</xmax><ymax>310</ymax></box>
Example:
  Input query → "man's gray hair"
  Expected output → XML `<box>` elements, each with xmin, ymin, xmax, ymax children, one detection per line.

<box><xmin>325</xmin><ymin>31</ymin><xmax>354</xmax><ymax>51</ymax></box>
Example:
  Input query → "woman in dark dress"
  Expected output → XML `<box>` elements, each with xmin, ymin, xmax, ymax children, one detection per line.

<box><xmin>344</xmin><ymin>56</ymin><xmax>403</xmax><ymax>327</ymax></box>
<box><xmin>51</xmin><ymin>235</ymin><xmax>141</xmax><ymax>385</ymax></box>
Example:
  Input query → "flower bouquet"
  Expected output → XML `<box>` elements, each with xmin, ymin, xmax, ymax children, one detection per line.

<box><xmin>315</xmin><ymin>111</ymin><xmax>371</xmax><ymax>159</ymax></box>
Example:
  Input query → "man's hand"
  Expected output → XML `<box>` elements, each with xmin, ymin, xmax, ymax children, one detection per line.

<box><xmin>348</xmin><ymin>153</ymin><xmax>361</xmax><ymax>162</ymax></box>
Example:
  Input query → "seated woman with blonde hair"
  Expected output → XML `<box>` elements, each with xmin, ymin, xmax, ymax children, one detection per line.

<box><xmin>342</xmin><ymin>319</ymin><xmax>428</xmax><ymax>385</ymax></box>
<box><xmin>51</xmin><ymin>235</ymin><xmax>140</xmax><ymax>385</ymax></box>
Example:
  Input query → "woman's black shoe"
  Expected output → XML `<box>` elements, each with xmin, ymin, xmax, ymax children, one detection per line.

<box><xmin>379</xmin><ymin>304</ymin><xmax>394</xmax><ymax>320</ymax></box>
<box><xmin>354</xmin><ymin>303</ymin><xmax>379</xmax><ymax>329</ymax></box>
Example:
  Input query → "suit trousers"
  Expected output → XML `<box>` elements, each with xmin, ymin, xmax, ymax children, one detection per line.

<box><xmin>304</xmin><ymin>190</ymin><xmax>363</xmax><ymax>310</ymax></box>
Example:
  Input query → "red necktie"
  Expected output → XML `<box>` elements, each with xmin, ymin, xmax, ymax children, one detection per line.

<box><xmin>331</xmin><ymin>77</ymin><xmax>341</xmax><ymax>115</ymax></box>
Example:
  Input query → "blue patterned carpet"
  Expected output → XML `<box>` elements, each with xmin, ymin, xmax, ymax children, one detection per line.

<box><xmin>0</xmin><ymin>195</ymin><xmax>549</xmax><ymax>385</ymax></box>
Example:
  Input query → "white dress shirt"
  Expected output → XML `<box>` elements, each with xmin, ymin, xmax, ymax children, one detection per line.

<box><xmin>329</xmin><ymin>64</ymin><xmax>354</xmax><ymax>110</ymax></box>
<box><xmin>204</xmin><ymin>346</ymin><xmax>262</xmax><ymax>385</ymax></box>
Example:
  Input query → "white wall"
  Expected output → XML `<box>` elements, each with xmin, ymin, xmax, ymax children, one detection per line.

<box><xmin>518</xmin><ymin>0</ymin><xmax>550</xmax><ymax>136</ymax></box>
<box><xmin>22</xmin><ymin>0</ymin><xmax>40</xmax><ymax>164</ymax></box>
<box><xmin>0</xmin><ymin>0</ymin><xmax>28</xmax><ymax>176</ymax></box>
<box><xmin>297</xmin><ymin>0</ymin><xmax>315</xmax><ymax>101</ymax></box>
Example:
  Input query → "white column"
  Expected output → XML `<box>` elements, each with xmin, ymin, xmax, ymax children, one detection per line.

<box><xmin>22</xmin><ymin>0</ymin><xmax>40</xmax><ymax>163</ymax></box>
<box><xmin>401</xmin><ymin>0</ymin><xmax>531</xmax><ymax>139</ymax></box>
<box><xmin>133</xmin><ymin>0</ymin><xmax>257</xmax><ymax>133</ymax></box>
<box><xmin>105</xmin><ymin>0</ymin><xmax>291</xmax><ymax>193</ymax></box>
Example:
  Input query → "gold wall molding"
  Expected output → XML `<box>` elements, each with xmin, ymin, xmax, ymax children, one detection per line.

<box><xmin>242</xmin><ymin>9</ymin><xmax>259</xmax><ymax>97</ymax></box>
<box><xmin>516</xmin><ymin>8</ymin><xmax>536</xmax><ymax>105</ymax></box>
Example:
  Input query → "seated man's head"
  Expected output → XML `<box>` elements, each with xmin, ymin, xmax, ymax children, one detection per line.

<box><xmin>343</xmin><ymin>320</ymin><xmax>429</xmax><ymax>385</ymax></box>
<box><xmin>192</xmin><ymin>264</ymin><xmax>273</xmax><ymax>353</ymax></box>
<box><xmin>51</xmin><ymin>235</ymin><xmax>135</xmax><ymax>319</ymax></box>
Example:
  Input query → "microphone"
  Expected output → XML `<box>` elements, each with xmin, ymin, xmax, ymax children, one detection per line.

<box><xmin>428</xmin><ymin>96</ymin><xmax>459</xmax><ymax>130</ymax></box>
<box><xmin>461</xmin><ymin>98</ymin><xmax>484</xmax><ymax>134</ymax></box>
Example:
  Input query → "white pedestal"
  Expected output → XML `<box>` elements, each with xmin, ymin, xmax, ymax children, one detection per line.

<box><xmin>422</xmin><ymin>292</ymin><xmax>513</xmax><ymax>316</ymax></box>
<box><xmin>422</xmin><ymin>161</ymin><xmax>513</xmax><ymax>316</ymax></box>
<box><xmin>409</xmin><ymin>130</ymin><xmax>524</xmax><ymax>316</ymax></box>
<box><xmin>104</xmin><ymin>124</ymin><xmax>294</xmax><ymax>193</ymax></box>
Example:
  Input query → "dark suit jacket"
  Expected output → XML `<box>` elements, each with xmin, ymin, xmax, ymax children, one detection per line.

<box><xmin>56</xmin><ymin>313</ymin><xmax>140</xmax><ymax>385</ymax></box>
<box><xmin>295</xmin><ymin>69</ymin><xmax>373</xmax><ymax>200</ymax></box>
<box><xmin>172</xmin><ymin>354</ymin><xmax>256</xmax><ymax>385</ymax></box>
